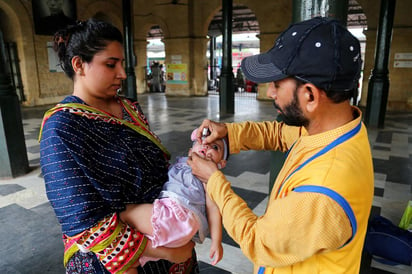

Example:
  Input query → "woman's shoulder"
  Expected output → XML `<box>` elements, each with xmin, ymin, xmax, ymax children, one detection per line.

<box><xmin>42</xmin><ymin>96</ymin><xmax>87</xmax><ymax>129</ymax></box>
<box><xmin>118</xmin><ymin>95</ymin><xmax>141</xmax><ymax>111</ymax></box>
<box><xmin>60</xmin><ymin>95</ymin><xmax>84</xmax><ymax>104</ymax></box>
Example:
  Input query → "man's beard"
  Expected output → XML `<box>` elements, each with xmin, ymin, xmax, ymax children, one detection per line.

<box><xmin>273</xmin><ymin>91</ymin><xmax>309</xmax><ymax>127</ymax></box>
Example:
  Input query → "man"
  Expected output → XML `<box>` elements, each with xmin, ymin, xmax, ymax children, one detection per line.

<box><xmin>188</xmin><ymin>17</ymin><xmax>374</xmax><ymax>273</ymax></box>
<box><xmin>36</xmin><ymin>0</ymin><xmax>75</xmax><ymax>35</ymax></box>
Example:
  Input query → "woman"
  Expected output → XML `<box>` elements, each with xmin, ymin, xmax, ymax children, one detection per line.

<box><xmin>39</xmin><ymin>19</ymin><xmax>197</xmax><ymax>274</ymax></box>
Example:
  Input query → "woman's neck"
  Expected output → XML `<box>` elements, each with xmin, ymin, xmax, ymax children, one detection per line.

<box><xmin>73</xmin><ymin>91</ymin><xmax>122</xmax><ymax>118</ymax></box>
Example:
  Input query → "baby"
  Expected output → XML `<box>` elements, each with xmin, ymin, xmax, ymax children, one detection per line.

<box><xmin>120</xmin><ymin>128</ymin><xmax>228</xmax><ymax>273</ymax></box>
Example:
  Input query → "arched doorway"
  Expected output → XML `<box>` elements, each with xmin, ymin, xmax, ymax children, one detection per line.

<box><xmin>0</xmin><ymin>7</ymin><xmax>26</xmax><ymax>103</ymax></box>
<box><xmin>147</xmin><ymin>25</ymin><xmax>165</xmax><ymax>92</ymax></box>
<box><xmin>206</xmin><ymin>1</ymin><xmax>367</xmax><ymax>102</ymax></box>
<box><xmin>207</xmin><ymin>4</ymin><xmax>260</xmax><ymax>99</ymax></box>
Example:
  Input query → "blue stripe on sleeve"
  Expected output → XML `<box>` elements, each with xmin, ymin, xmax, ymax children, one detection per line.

<box><xmin>293</xmin><ymin>185</ymin><xmax>357</xmax><ymax>247</ymax></box>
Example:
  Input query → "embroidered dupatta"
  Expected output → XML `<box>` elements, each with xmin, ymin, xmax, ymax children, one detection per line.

<box><xmin>39</xmin><ymin>96</ymin><xmax>170</xmax><ymax>159</ymax></box>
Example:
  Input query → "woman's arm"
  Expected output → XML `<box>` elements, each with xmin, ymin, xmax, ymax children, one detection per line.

<box><xmin>143</xmin><ymin>238</ymin><xmax>195</xmax><ymax>263</ymax></box>
<box><xmin>120</xmin><ymin>204</ymin><xmax>154</xmax><ymax>236</ymax></box>
<box><xmin>119</xmin><ymin>204</ymin><xmax>196</xmax><ymax>264</ymax></box>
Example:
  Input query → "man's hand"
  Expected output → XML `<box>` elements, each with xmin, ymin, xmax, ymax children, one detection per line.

<box><xmin>187</xmin><ymin>152</ymin><xmax>219</xmax><ymax>184</ymax></box>
<box><xmin>196</xmin><ymin>119</ymin><xmax>228</xmax><ymax>145</ymax></box>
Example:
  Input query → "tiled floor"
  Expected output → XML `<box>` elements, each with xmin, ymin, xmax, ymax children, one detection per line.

<box><xmin>0</xmin><ymin>93</ymin><xmax>411</xmax><ymax>273</ymax></box>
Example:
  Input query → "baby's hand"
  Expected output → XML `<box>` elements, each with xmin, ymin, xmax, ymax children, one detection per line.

<box><xmin>209</xmin><ymin>242</ymin><xmax>223</xmax><ymax>265</ymax></box>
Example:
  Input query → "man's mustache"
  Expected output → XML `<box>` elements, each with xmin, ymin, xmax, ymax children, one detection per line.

<box><xmin>272</xmin><ymin>102</ymin><xmax>282</xmax><ymax>112</ymax></box>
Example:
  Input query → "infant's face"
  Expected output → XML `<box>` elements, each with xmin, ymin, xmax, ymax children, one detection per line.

<box><xmin>191</xmin><ymin>139</ymin><xmax>225</xmax><ymax>164</ymax></box>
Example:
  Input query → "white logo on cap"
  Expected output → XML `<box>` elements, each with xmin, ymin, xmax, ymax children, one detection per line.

<box><xmin>349</xmin><ymin>46</ymin><xmax>354</xmax><ymax>51</ymax></box>
<box><xmin>292</xmin><ymin>32</ymin><xmax>297</xmax><ymax>36</ymax></box>
<box><xmin>315</xmin><ymin>42</ymin><xmax>321</xmax><ymax>48</ymax></box>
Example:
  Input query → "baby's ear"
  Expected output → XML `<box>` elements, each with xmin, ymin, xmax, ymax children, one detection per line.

<box><xmin>217</xmin><ymin>160</ymin><xmax>227</xmax><ymax>169</ymax></box>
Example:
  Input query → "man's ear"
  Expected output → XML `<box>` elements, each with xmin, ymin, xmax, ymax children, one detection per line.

<box><xmin>217</xmin><ymin>160</ymin><xmax>227</xmax><ymax>169</ymax></box>
<box><xmin>303</xmin><ymin>83</ymin><xmax>320</xmax><ymax>113</ymax></box>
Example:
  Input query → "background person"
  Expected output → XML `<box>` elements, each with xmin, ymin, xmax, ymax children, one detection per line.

<box><xmin>188</xmin><ymin>17</ymin><xmax>374</xmax><ymax>274</ymax></box>
<box><xmin>235</xmin><ymin>67</ymin><xmax>245</xmax><ymax>92</ymax></box>
<box><xmin>39</xmin><ymin>19</ymin><xmax>197</xmax><ymax>274</ymax></box>
<box><xmin>150</xmin><ymin>62</ymin><xmax>162</xmax><ymax>92</ymax></box>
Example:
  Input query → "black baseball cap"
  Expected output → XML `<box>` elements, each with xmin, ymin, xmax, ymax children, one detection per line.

<box><xmin>241</xmin><ymin>17</ymin><xmax>362</xmax><ymax>92</ymax></box>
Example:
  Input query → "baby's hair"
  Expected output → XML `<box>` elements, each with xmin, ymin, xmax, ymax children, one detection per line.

<box><xmin>53</xmin><ymin>18</ymin><xmax>123</xmax><ymax>79</ymax></box>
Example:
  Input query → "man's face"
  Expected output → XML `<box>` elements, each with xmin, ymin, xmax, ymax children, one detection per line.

<box><xmin>47</xmin><ymin>0</ymin><xmax>64</xmax><ymax>14</ymax></box>
<box><xmin>268</xmin><ymin>78</ymin><xmax>309</xmax><ymax>127</ymax></box>
<box><xmin>273</xmin><ymin>90</ymin><xmax>309</xmax><ymax>127</ymax></box>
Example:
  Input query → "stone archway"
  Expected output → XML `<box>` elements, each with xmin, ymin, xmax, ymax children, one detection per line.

<box><xmin>0</xmin><ymin>1</ymin><xmax>40</xmax><ymax>106</ymax></box>
<box><xmin>147</xmin><ymin>25</ymin><xmax>166</xmax><ymax>93</ymax></box>
<box><xmin>205</xmin><ymin>4</ymin><xmax>260</xmax><ymax>98</ymax></box>
<box><xmin>80</xmin><ymin>1</ymin><xmax>122</xmax><ymax>29</ymax></box>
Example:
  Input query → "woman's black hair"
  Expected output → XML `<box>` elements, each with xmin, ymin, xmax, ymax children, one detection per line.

<box><xmin>53</xmin><ymin>18</ymin><xmax>123</xmax><ymax>79</ymax></box>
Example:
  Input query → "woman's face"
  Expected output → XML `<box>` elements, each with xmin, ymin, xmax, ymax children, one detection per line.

<box><xmin>77</xmin><ymin>41</ymin><xmax>126</xmax><ymax>100</ymax></box>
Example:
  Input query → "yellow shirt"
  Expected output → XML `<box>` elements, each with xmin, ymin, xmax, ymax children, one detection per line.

<box><xmin>207</xmin><ymin>107</ymin><xmax>374</xmax><ymax>273</ymax></box>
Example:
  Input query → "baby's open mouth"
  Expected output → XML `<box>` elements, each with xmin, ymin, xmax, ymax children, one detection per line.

<box><xmin>198</xmin><ymin>147</ymin><xmax>207</xmax><ymax>158</ymax></box>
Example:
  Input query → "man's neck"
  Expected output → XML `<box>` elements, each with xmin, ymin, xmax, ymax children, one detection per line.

<box><xmin>305</xmin><ymin>102</ymin><xmax>355</xmax><ymax>135</ymax></box>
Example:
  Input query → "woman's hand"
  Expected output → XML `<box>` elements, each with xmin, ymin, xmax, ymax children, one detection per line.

<box><xmin>187</xmin><ymin>152</ymin><xmax>219</xmax><ymax>184</ymax></box>
<box><xmin>167</xmin><ymin>241</ymin><xmax>195</xmax><ymax>263</ymax></box>
<box><xmin>143</xmin><ymin>239</ymin><xmax>195</xmax><ymax>263</ymax></box>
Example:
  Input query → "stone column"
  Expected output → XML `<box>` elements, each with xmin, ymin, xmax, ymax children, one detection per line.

<box><xmin>163</xmin><ymin>37</ymin><xmax>191</xmax><ymax>96</ymax></box>
<box><xmin>135</xmin><ymin>39</ymin><xmax>148</xmax><ymax>94</ymax></box>
<box><xmin>219</xmin><ymin>0</ymin><xmax>234</xmax><ymax>114</ymax></box>
<box><xmin>364</xmin><ymin>0</ymin><xmax>396</xmax><ymax>128</ymax></box>
<box><xmin>191</xmin><ymin>36</ymin><xmax>208</xmax><ymax>96</ymax></box>
<box><xmin>292</xmin><ymin>0</ymin><xmax>348</xmax><ymax>24</ymax></box>
<box><xmin>0</xmin><ymin>31</ymin><xmax>29</xmax><ymax>178</ymax></box>
<box><xmin>122</xmin><ymin>0</ymin><xmax>137</xmax><ymax>100</ymax></box>
<box><xmin>255</xmin><ymin>32</ymin><xmax>281</xmax><ymax>100</ymax></box>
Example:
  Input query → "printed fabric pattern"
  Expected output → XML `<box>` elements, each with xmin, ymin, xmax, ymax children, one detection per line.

<box><xmin>40</xmin><ymin>95</ymin><xmax>170</xmax><ymax>236</ymax></box>
<box><xmin>64</xmin><ymin>213</ymin><xmax>146</xmax><ymax>274</ymax></box>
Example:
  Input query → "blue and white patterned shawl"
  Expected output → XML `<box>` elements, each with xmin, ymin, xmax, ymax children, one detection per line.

<box><xmin>40</xmin><ymin>96</ymin><xmax>169</xmax><ymax>236</ymax></box>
